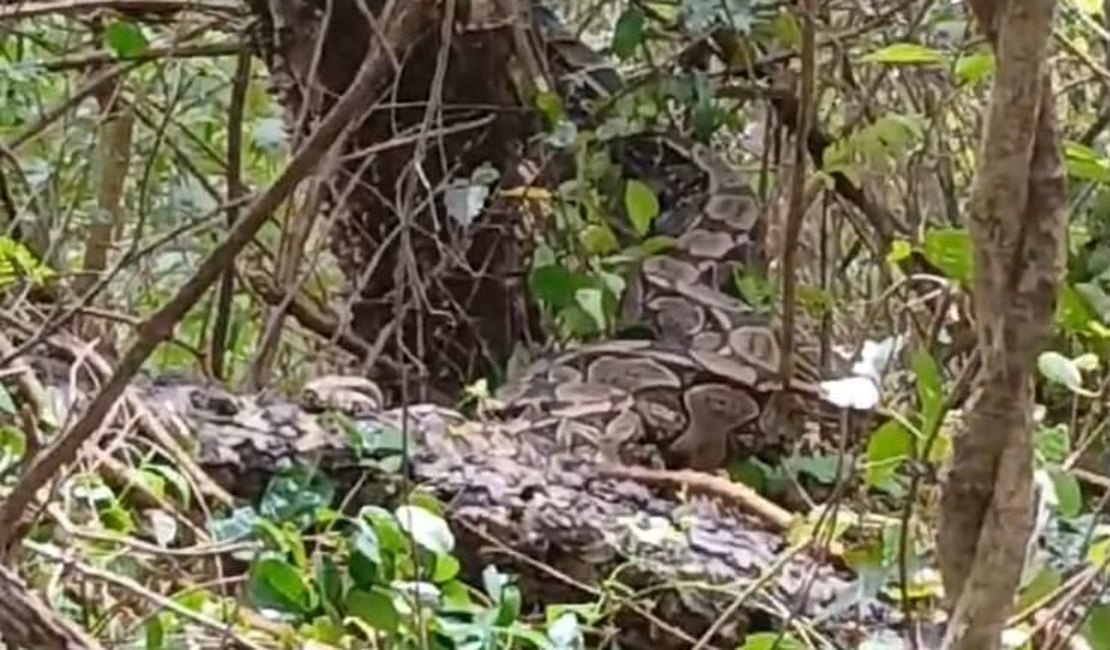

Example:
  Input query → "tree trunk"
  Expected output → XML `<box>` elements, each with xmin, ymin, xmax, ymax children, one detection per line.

<box><xmin>937</xmin><ymin>1</ymin><xmax>1066</xmax><ymax>649</ymax></box>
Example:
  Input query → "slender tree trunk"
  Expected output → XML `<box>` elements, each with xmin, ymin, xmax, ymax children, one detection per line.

<box><xmin>937</xmin><ymin>1</ymin><xmax>1066</xmax><ymax>648</ymax></box>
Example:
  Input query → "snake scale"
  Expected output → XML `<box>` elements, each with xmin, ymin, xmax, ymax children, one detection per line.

<box><xmin>493</xmin><ymin>137</ymin><xmax>846</xmax><ymax>473</ymax></box>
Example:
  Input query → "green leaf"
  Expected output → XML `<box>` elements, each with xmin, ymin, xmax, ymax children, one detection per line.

<box><xmin>923</xmin><ymin>228</ymin><xmax>973</xmax><ymax>284</ymax></box>
<box><xmin>348</xmin><ymin>525</ymin><xmax>382</xmax><ymax>587</ymax></box>
<box><xmin>887</xmin><ymin>239</ymin><xmax>912</xmax><ymax>264</ymax></box>
<box><xmin>144</xmin><ymin>613</ymin><xmax>166</xmax><ymax>650</ymax></box>
<box><xmin>612</xmin><ymin>6</ymin><xmax>645</xmax><ymax>59</ymax></box>
<box><xmin>1057</xmin><ymin>283</ymin><xmax>1097</xmax><ymax>335</ymax></box>
<box><xmin>1084</xmin><ymin>604</ymin><xmax>1110</xmax><ymax>650</ymax></box>
<box><xmin>1035</xmin><ymin>423</ymin><xmax>1071</xmax><ymax>464</ymax></box>
<box><xmin>574</xmin><ymin>287</ymin><xmax>608</xmax><ymax>330</ymax></box>
<box><xmin>1018</xmin><ymin>566</ymin><xmax>1062</xmax><ymax>611</ymax></box>
<box><xmin>1048</xmin><ymin>467</ymin><xmax>1082</xmax><ymax>518</ymax></box>
<box><xmin>912</xmin><ymin>349</ymin><xmax>945</xmax><ymax>436</ymax></box>
<box><xmin>395</xmin><ymin>504</ymin><xmax>455</xmax><ymax>555</ymax></box>
<box><xmin>580</xmin><ymin>224</ymin><xmax>619</xmax><ymax>255</ymax></box>
<box><xmin>535</xmin><ymin>91</ymin><xmax>565</xmax><ymax>126</ymax></box>
<box><xmin>865</xmin><ymin>420</ymin><xmax>913</xmax><ymax>488</ymax></box>
<box><xmin>784</xmin><ymin>453</ymin><xmax>839</xmax><ymax>484</ymax></box>
<box><xmin>316</xmin><ymin>555</ymin><xmax>343</xmax><ymax>615</ymax></box>
<box><xmin>345</xmin><ymin>588</ymin><xmax>399</xmax><ymax>633</ymax></box>
<box><xmin>0</xmin><ymin>426</ymin><xmax>26</xmax><ymax>469</ymax></box>
<box><xmin>529</xmin><ymin>264</ymin><xmax>591</xmax><ymax>310</ymax></box>
<box><xmin>432</xmin><ymin>553</ymin><xmax>460</xmax><ymax>583</ymax></box>
<box><xmin>861</xmin><ymin>42</ymin><xmax>946</xmax><ymax>66</ymax></box>
<box><xmin>624</xmin><ymin>179</ymin><xmax>660</xmax><ymax>237</ymax></box>
<box><xmin>105</xmin><ymin>21</ymin><xmax>150</xmax><ymax>58</ymax></box>
<box><xmin>955</xmin><ymin>51</ymin><xmax>995</xmax><ymax>85</ymax></box>
<box><xmin>1087</xmin><ymin>535</ymin><xmax>1110</xmax><ymax>567</ymax></box>
<box><xmin>738</xmin><ymin>632</ymin><xmax>807</xmax><ymax>650</ymax></box>
<box><xmin>248</xmin><ymin>555</ymin><xmax>314</xmax><ymax>614</ymax></box>
<box><xmin>1065</xmin><ymin>141</ymin><xmax>1110</xmax><ymax>184</ymax></box>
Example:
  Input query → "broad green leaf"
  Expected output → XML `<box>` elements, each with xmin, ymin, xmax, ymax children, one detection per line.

<box><xmin>612</xmin><ymin>6</ymin><xmax>645</xmax><ymax>59</ymax></box>
<box><xmin>348</xmin><ymin>525</ymin><xmax>381</xmax><ymax>587</ymax></box>
<box><xmin>1084</xmin><ymin>604</ymin><xmax>1110</xmax><ymax>650</ymax></box>
<box><xmin>1087</xmin><ymin>535</ymin><xmax>1110</xmax><ymax>568</ymax></box>
<box><xmin>1017</xmin><ymin>566</ymin><xmax>1062</xmax><ymax>611</ymax></box>
<box><xmin>395</xmin><ymin>504</ymin><xmax>455</xmax><ymax>554</ymax></box>
<box><xmin>580</xmin><ymin>224</ymin><xmax>618</xmax><ymax>255</ymax></box>
<box><xmin>346</xmin><ymin>588</ymin><xmax>399</xmax><ymax>633</ymax></box>
<box><xmin>1065</xmin><ymin>141</ymin><xmax>1110</xmax><ymax>184</ymax></box>
<box><xmin>1048</xmin><ymin>467</ymin><xmax>1082</xmax><ymax>518</ymax></box>
<box><xmin>624</xmin><ymin>180</ymin><xmax>660</xmax><ymax>237</ymax></box>
<box><xmin>865</xmin><ymin>420</ymin><xmax>913</xmax><ymax>487</ymax></box>
<box><xmin>574</xmin><ymin>287</ymin><xmax>608</xmax><ymax>330</ymax></box>
<box><xmin>923</xmin><ymin>228</ymin><xmax>973</xmax><ymax>284</ymax></box>
<box><xmin>955</xmin><ymin>51</ymin><xmax>995</xmax><ymax>85</ymax></box>
<box><xmin>432</xmin><ymin>553</ymin><xmax>460</xmax><ymax>583</ymax></box>
<box><xmin>529</xmin><ymin>264</ymin><xmax>591</xmax><ymax>309</ymax></box>
<box><xmin>861</xmin><ymin>42</ymin><xmax>946</xmax><ymax>66</ymax></box>
<box><xmin>248</xmin><ymin>555</ymin><xmax>314</xmax><ymax>614</ymax></box>
<box><xmin>105</xmin><ymin>21</ymin><xmax>150</xmax><ymax>58</ymax></box>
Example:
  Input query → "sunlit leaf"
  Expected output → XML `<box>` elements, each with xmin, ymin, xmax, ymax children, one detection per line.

<box><xmin>861</xmin><ymin>42</ymin><xmax>946</xmax><ymax>66</ymax></box>
<box><xmin>1065</xmin><ymin>141</ymin><xmax>1110</xmax><ymax>184</ymax></box>
<box><xmin>955</xmin><ymin>51</ymin><xmax>995</xmax><ymax>85</ymax></box>
<box><xmin>624</xmin><ymin>179</ymin><xmax>660</xmax><ymax>237</ymax></box>
<box><xmin>923</xmin><ymin>228</ymin><xmax>973</xmax><ymax>284</ymax></box>
<box><xmin>738</xmin><ymin>632</ymin><xmax>806</xmax><ymax>650</ymax></box>
<box><xmin>395</xmin><ymin>504</ymin><xmax>455</xmax><ymax>554</ymax></box>
<box><xmin>574</xmin><ymin>287</ymin><xmax>608</xmax><ymax>330</ymax></box>
<box><xmin>105</xmin><ymin>21</ymin><xmax>149</xmax><ymax>58</ymax></box>
<box><xmin>865</xmin><ymin>420</ymin><xmax>913</xmax><ymax>487</ymax></box>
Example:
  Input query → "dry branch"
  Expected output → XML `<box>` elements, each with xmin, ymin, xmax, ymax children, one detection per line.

<box><xmin>0</xmin><ymin>0</ymin><xmax>438</xmax><ymax>554</ymax></box>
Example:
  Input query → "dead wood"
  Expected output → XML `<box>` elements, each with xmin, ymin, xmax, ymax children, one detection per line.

<box><xmin>98</xmin><ymin>375</ymin><xmax>900</xmax><ymax>649</ymax></box>
<box><xmin>0</xmin><ymin>563</ymin><xmax>106</xmax><ymax>650</ymax></box>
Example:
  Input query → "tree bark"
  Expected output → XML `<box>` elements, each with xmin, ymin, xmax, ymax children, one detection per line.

<box><xmin>937</xmin><ymin>1</ymin><xmax>1066</xmax><ymax>649</ymax></box>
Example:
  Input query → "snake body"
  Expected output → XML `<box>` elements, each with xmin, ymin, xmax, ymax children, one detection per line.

<box><xmin>496</xmin><ymin>141</ymin><xmax>843</xmax><ymax>472</ymax></box>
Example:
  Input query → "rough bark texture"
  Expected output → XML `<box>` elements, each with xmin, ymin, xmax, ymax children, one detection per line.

<box><xmin>109</xmin><ymin>374</ymin><xmax>900</xmax><ymax>649</ymax></box>
<box><xmin>0</xmin><ymin>564</ymin><xmax>106</xmax><ymax>650</ymax></box>
<box><xmin>246</xmin><ymin>0</ymin><xmax>543</xmax><ymax>404</ymax></box>
<box><xmin>937</xmin><ymin>1</ymin><xmax>1066</xmax><ymax>648</ymax></box>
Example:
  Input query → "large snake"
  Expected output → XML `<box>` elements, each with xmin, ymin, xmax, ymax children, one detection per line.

<box><xmin>494</xmin><ymin>138</ymin><xmax>850</xmax><ymax>472</ymax></box>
